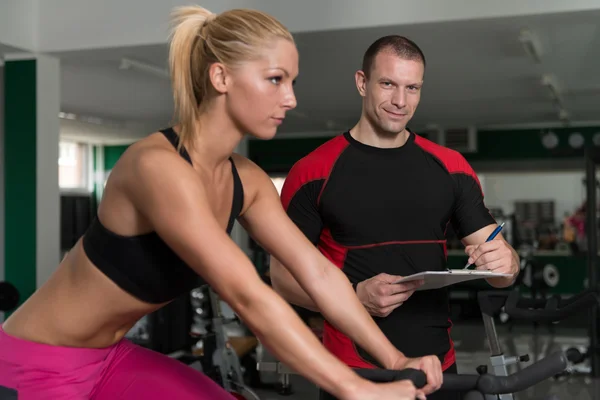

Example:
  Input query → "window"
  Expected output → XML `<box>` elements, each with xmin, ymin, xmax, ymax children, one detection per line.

<box><xmin>59</xmin><ymin>141</ymin><xmax>90</xmax><ymax>192</ymax></box>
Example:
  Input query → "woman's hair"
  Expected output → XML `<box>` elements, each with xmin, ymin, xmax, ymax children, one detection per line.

<box><xmin>168</xmin><ymin>5</ymin><xmax>294</xmax><ymax>150</ymax></box>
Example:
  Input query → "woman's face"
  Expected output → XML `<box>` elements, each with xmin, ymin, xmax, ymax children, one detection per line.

<box><xmin>225</xmin><ymin>38</ymin><xmax>299</xmax><ymax>140</ymax></box>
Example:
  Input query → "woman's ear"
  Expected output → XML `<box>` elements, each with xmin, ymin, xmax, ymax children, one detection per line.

<box><xmin>209</xmin><ymin>62</ymin><xmax>230</xmax><ymax>94</ymax></box>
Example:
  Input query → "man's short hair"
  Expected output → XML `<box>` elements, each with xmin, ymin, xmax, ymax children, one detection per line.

<box><xmin>361</xmin><ymin>35</ymin><xmax>426</xmax><ymax>78</ymax></box>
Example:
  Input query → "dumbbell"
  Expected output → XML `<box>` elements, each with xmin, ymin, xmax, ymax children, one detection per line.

<box><xmin>0</xmin><ymin>281</ymin><xmax>20</xmax><ymax>312</ymax></box>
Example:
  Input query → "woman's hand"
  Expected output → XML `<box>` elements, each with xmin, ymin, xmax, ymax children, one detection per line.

<box><xmin>390</xmin><ymin>353</ymin><xmax>443</xmax><ymax>395</ymax></box>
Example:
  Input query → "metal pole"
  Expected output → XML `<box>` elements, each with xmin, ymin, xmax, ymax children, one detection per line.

<box><xmin>585</xmin><ymin>147</ymin><xmax>600</xmax><ymax>377</ymax></box>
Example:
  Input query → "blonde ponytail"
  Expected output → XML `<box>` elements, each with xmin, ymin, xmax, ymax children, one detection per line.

<box><xmin>168</xmin><ymin>5</ymin><xmax>294</xmax><ymax>151</ymax></box>
<box><xmin>169</xmin><ymin>5</ymin><xmax>214</xmax><ymax>151</ymax></box>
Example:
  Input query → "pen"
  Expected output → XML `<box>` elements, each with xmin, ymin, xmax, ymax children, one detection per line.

<box><xmin>463</xmin><ymin>222</ymin><xmax>505</xmax><ymax>270</ymax></box>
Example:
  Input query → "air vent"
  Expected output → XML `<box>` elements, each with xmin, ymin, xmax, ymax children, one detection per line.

<box><xmin>419</xmin><ymin>125</ymin><xmax>442</xmax><ymax>144</ymax></box>
<box><xmin>441</xmin><ymin>127</ymin><xmax>477</xmax><ymax>153</ymax></box>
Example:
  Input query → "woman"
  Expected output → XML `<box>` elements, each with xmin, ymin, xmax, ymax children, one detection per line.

<box><xmin>0</xmin><ymin>5</ymin><xmax>442</xmax><ymax>400</ymax></box>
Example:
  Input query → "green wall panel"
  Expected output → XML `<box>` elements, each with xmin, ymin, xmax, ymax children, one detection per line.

<box><xmin>104</xmin><ymin>145</ymin><xmax>129</xmax><ymax>171</ymax></box>
<box><xmin>4</xmin><ymin>60</ymin><xmax>37</xmax><ymax>309</ymax></box>
<box><xmin>446</xmin><ymin>255</ymin><xmax>587</xmax><ymax>295</ymax></box>
<box><xmin>249</xmin><ymin>137</ymin><xmax>334</xmax><ymax>173</ymax></box>
<box><xmin>471</xmin><ymin>127</ymin><xmax>600</xmax><ymax>162</ymax></box>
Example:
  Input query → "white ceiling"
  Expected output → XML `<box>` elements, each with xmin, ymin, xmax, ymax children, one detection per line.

<box><xmin>5</xmin><ymin>9</ymin><xmax>600</xmax><ymax>137</ymax></box>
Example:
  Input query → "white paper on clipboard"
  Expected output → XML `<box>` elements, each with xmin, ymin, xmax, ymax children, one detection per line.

<box><xmin>395</xmin><ymin>270</ymin><xmax>512</xmax><ymax>291</ymax></box>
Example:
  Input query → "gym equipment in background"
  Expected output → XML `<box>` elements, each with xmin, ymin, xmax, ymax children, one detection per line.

<box><xmin>321</xmin><ymin>351</ymin><xmax>571</xmax><ymax>400</ymax></box>
<box><xmin>189</xmin><ymin>285</ymin><xmax>261</xmax><ymax>400</ymax></box>
<box><xmin>0</xmin><ymin>282</ymin><xmax>19</xmax><ymax>313</ymax></box>
<box><xmin>584</xmin><ymin>146</ymin><xmax>600</xmax><ymax>379</ymax></box>
<box><xmin>257</xmin><ymin>288</ymin><xmax>600</xmax><ymax>400</ymax></box>
<box><xmin>478</xmin><ymin>289</ymin><xmax>600</xmax><ymax>399</ymax></box>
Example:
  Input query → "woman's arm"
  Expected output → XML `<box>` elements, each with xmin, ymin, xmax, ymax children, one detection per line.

<box><xmin>122</xmin><ymin>148</ymin><xmax>379</xmax><ymax>400</ymax></box>
<box><xmin>237</xmin><ymin>159</ymin><xmax>409</xmax><ymax>370</ymax></box>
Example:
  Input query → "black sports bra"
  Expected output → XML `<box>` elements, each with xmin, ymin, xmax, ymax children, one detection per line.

<box><xmin>82</xmin><ymin>127</ymin><xmax>244</xmax><ymax>304</ymax></box>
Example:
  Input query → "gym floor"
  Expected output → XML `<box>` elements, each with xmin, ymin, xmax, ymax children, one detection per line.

<box><xmin>253</xmin><ymin>321</ymin><xmax>599</xmax><ymax>400</ymax></box>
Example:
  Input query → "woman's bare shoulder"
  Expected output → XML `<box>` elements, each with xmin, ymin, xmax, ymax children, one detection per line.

<box><xmin>108</xmin><ymin>132</ymin><xmax>197</xmax><ymax>190</ymax></box>
<box><xmin>230</xmin><ymin>152</ymin><xmax>267</xmax><ymax>180</ymax></box>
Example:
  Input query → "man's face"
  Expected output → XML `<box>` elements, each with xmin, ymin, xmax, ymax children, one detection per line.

<box><xmin>356</xmin><ymin>51</ymin><xmax>424</xmax><ymax>136</ymax></box>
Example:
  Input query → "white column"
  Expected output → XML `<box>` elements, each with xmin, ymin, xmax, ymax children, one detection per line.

<box><xmin>35</xmin><ymin>54</ymin><xmax>61</xmax><ymax>288</ymax></box>
<box><xmin>0</xmin><ymin>62</ymin><xmax>5</xmax><ymax>322</ymax></box>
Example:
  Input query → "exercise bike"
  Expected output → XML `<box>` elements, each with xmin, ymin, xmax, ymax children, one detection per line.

<box><xmin>475</xmin><ymin>288</ymin><xmax>600</xmax><ymax>399</ymax></box>
<box><xmin>189</xmin><ymin>286</ymin><xmax>261</xmax><ymax>400</ymax></box>
<box><xmin>258</xmin><ymin>286</ymin><xmax>600</xmax><ymax>399</ymax></box>
<box><xmin>319</xmin><ymin>349</ymin><xmax>573</xmax><ymax>400</ymax></box>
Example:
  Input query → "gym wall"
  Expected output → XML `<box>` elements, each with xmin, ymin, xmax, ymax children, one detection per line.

<box><xmin>249</xmin><ymin>125</ymin><xmax>600</xmax><ymax>172</ymax></box>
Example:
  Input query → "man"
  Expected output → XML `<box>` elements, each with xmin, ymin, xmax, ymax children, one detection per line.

<box><xmin>270</xmin><ymin>35</ymin><xmax>520</xmax><ymax>399</ymax></box>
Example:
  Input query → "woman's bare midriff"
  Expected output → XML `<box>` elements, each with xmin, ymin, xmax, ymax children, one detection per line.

<box><xmin>2</xmin><ymin>238</ymin><xmax>169</xmax><ymax>348</ymax></box>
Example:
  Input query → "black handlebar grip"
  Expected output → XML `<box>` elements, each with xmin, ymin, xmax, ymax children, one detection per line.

<box><xmin>440</xmin><ymin>374</ymin><xmax>480</xmax><ymax>391</ymax></box>
<box><xmin>477</xmin><ymin>351</ymin><xmax>568</xmax><ymax>394</ymax></box>
<box><xmin>353</xmin><ymin>368</ymin><xmax>427</xmax><ymax>388</ymax></box>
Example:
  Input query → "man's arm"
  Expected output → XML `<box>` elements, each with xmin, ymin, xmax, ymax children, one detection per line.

<box><xmin>271</xmin><ymin>257</ymin><xmax>320</xmax><ymax>311</ymax></box>
<box><xmin>269</xmin><ymin>158</ymin><xmax>325</xmax><ymax>311</ymax></box>
<box><xmin>461</xmin><ymin>225</ymin><xmax>519</xmax><ymax>288</ymax></box>
<box><xmin>449</xmin><ymin>155</ymin><xmax>519</xmax><ymax>287</ymax></box>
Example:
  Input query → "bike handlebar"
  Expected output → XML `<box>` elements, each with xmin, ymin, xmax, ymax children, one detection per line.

<box><xmin>353</xmin><ymin>368</ymin><xmax>427</xmax><ymax>388</ymax></box>
<box><xmin>353</xmin><ymin>350</ymin><xmax>568</xmax><ymax>395</ymax></box>
<box><xmin>478</xmin><ymin>289</ymin><xmax>599</xmax><ymax>323</ymax></box>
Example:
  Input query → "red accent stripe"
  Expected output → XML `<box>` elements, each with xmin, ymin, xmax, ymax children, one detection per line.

<box><xmin>281</xmin><ymin>178</ymin><xmax>320</xmax><ymax>212</ymax></box>
<box><xmin>316</xmin><ymin>142</ymin><xmax>349</xmax><ymax>206</ymax></box>
<box><xmin>280</xmin><ymin>135</ymin><xmax>348</xmax><ymax>211</ymax></box>
<box><xmin>317</xmin><ymin>227</ymin><xmax>347</xmax><ymax>269</ymax></box>
<box><xmin>443</xmin><ymin>319</ymin><xmax>456</xmax><ymax>370</ymax></box>
<box><xmin>414</xmin><ymin>133</ymin><xmax>484</xmax><ymax>195</ymax></box>
<box><xmin>346</xmin><ymin>239</ymin><xmax>446</xmax><ymax>250</ymax></box>
<box><xmin>318</xmin><ymin>228</ymin><xmax>377</xmax><ymax>368</ymax></box>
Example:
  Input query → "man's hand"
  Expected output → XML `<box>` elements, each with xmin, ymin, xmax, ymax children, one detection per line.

<box><xmin>356</xmin><ymin>274</ymin><xmax>424</xmax><ymax>318</ymax></box>
<box><xmin>391</xmin><ymin>354</ymin><xmax>443</xmax><ymax>395</ymax></box>
<box><xmin>465</xmin><ymin>239</ymin><xmax>519</xmax><ymax>283</ymax></box>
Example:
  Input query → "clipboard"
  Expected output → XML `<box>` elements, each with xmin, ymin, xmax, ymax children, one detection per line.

<box><xmin>395</xmin><ymin>270</ymin><xmax>512</xmax><ymax>291</ymax></box>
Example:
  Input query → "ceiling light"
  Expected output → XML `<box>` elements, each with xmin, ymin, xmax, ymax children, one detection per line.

<box><xmin>518</xmin><ymin>29</ymin><xmax>543</xmax><ymax>64</ymax></box>
<box><xmin>58</xmin><ymin>112</ymin><xmax>77</xmax><ymax>120</ymax></box>
<box><xmin>541</xmin><ymin>74</ymin><xmax>563</xmax><ymax>106</ymax></box>
<box><xmin>119</xmin><ymin>58</ymin><xmax>169</xmax><ymax>79</ymax></box>
<box><xmin>558</xmin><ymin>108</ymin><xmax>570</xmax><ymax>122</ymax></box>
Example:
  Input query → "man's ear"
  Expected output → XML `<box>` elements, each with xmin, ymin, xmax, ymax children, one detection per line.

<box><xmin>209</xmin><ymin>62</ymin><xmax>230</xmax><ymax>94</ymax></box>
<box><xmin>355</xmin><ymin>70</ymin><xmax>367</xmax><ymax>97</ymax></box>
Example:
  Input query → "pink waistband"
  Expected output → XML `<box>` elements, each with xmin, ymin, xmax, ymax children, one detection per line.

<box><xmin>0</xmin><ymin>324</ymin><xmax>120</xmax><ymax>369</ymax></box>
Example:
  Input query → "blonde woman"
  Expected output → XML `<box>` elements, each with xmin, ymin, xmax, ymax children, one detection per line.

<box><xmin>0</xmin><ymin>5</ymin><xmax>441</xmax><ymax>400</ymax></box>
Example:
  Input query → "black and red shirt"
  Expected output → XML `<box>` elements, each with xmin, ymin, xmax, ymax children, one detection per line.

<box><xmin>280</xmin><ymin>130</ymin><xmax>496</xmax><ymax>371</ymax></box>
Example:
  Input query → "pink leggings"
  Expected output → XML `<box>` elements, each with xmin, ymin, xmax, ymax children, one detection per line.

<box><xmin>0</xmin><ymin>325</ymin><xmax>237</xmax><ymax>399</ymax></box>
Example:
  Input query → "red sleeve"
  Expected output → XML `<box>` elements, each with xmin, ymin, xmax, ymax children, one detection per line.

<box><xmin>280</xmin><ymin>135</ymin><xmax>349</xmax><ymax>245</ymax></box>
<box><xmin>449</xmin><ymin>155</ymin><xmax>496</xmax><ymax>239</ymax></box>
<box><xmin>280</xmin><ymin>160</ymin><xmax>325</xmax><ymax>246</ymax></box>
<box><xmin>414</xmin><ymin>134</ymin><xmax>496</xmax><ymax>239</ymax></box>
